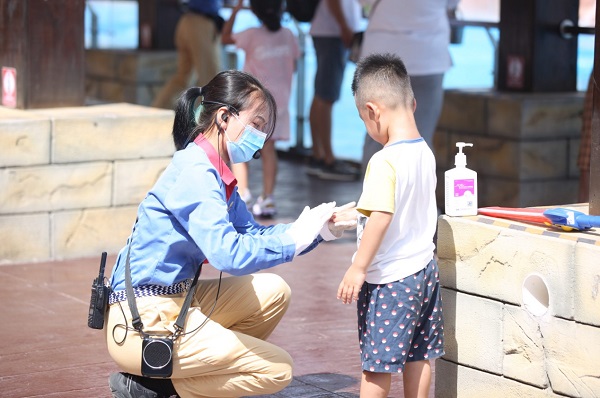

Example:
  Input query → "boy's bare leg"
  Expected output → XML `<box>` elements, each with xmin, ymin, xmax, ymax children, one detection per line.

<box><xmin>360</xmin><ymin>371</ymin><xmax>390</xmax><ymax>398</ymax></box>
<box><xmin>403</xmin><ymin>360</ymin><xmax>432</xmax><ymax>398</ymax></box>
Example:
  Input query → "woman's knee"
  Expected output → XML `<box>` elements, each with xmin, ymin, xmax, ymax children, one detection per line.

<box><xmin>255</xmin><ymin>273</ymin><xmax>291</xmax><ymax>307</ymax></box>
<box><xmin>263</xmin><ymin>349</ymin><xmax>294</xmax><ymax>394</ymax></box>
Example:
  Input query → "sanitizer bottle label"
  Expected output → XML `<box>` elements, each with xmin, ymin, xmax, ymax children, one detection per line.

<box><xmin>454</xmin><ymin>179</ymin><xmax>475</xmax><ymax>197</ymax></box>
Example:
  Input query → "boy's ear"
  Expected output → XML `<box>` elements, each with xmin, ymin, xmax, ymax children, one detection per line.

<box><xmin>413</xmin><ymin>98</ymin><xmax>417</xmax><ymax>113</ymax></box>
<box><xmin>365</xmin><ymin>101</ymin><xmax>379</xmax><ymax>122</ymax></box>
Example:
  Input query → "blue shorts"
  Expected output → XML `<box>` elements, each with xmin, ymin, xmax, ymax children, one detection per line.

<box><xmin>312</xmin><ymin>36</ymin><xmax>347</xmax><ymax>102</ymax></box>
<box><xmin>357</xmin><ymin>259</ymin><xmax>445</xmax><ymax>373</ymax></box>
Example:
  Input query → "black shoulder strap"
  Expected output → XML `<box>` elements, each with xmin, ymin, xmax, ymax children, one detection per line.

<box><xmin>125</xmin><ymin>241</ymin><xmax>202</xmax><ymax>338</ymax></box>
<box><xmin>124</xmin><ymin>243</ymin><xmax>143</xmax><ymax>332</ymax></box>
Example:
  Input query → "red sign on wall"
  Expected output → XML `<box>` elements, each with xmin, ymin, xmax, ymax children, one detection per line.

<box><xmin>506</xmin><ymin>55</ymin><xmax>525</xmax><ymax>89</ymax></box>
<box><xmin>2</xmin><ymin>67</ymin><xmax>17</xmax><ymax>108</ymax></box>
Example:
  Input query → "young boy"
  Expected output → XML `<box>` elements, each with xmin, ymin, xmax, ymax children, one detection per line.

<box><xmin>337</xmin><ymin>53</ymin><xmax>444</xmax><ymax>398</ymax></box>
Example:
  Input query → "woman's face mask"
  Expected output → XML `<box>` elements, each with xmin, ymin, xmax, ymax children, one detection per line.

<box><xmin>225</xmin><ymin>114</ymin><xmax>267</xmax><ymax>164</ymax></box>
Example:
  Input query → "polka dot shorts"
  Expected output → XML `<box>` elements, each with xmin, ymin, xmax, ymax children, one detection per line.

<box><xmin>357</xmin><ymin>259</ymin><xmax>445</xmax><ymax>373</ymax></box>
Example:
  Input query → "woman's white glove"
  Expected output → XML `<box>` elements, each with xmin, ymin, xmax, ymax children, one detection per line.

<box><xmin>320</xmin><ymin>201</ymin><xmax>359</xmax><ymax>241</ymax></box>
<box><xmin>287</xmin><ymin>202</ymin><xmax>336</xmax><ymax>256</ymax></box>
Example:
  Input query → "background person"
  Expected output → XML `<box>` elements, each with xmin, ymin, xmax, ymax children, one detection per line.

<box><xmin>307</xmin><ymin>0</ymin><xmax>363</xmax><ymax>181</ymax></box>
<box><xmin>359</xmin><ymin>0</ymin><xmax>460</xmax><ymax>176</ymax></box>
<box><xmin>222</xmin><ymin>0</ymin><xmax>300</xmax><ymax>217</ymax></box>
<box><xmin>152</xmin><ymin>0</ymin><xmax>224</xmax><ymax>109</ymax></box>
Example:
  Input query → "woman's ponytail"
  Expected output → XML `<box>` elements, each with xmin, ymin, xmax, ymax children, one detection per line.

<box><xmin>172</xmin><ymin>87</ymin><xmax>203</xmax><ymax>150</ymax></box>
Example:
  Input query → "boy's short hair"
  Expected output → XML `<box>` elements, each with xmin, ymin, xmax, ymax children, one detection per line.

<box><xmin>351</xmin><ymin>53</ymin><xmax>414</xmax><ymax>110</ymax></box>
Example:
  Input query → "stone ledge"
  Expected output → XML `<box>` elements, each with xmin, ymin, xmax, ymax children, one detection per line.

<box><xmin>436</xmin><ymin>205</ymin><xmax>600</xmax><ymax>397</ymax></box>
<box><xmin>438</xmin><ymin>204</ymin><xmax>599</xmax><ymax>324</ymax></box>
<box><xmin>0</xmin><ymin>103</ymin><xmax>175</xmax><ymax>263</ymax></box>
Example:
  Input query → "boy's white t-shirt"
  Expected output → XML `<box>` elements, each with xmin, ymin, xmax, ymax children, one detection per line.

<box><xmin>355</xmin><ymin>138</ymin><xmax>437</xmax><ymax>284</ymax></box>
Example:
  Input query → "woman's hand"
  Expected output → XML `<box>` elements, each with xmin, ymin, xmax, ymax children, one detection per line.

<box><xmin>288</xmin><ymin>202</ymin><xmax>337</xmax><ymax>255</ymax></box>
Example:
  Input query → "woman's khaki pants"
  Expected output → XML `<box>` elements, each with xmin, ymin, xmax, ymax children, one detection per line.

<box><xmin>106</xmin><ymin>273</ymin><xmax>293</xmax><ymax>398</ymax></box>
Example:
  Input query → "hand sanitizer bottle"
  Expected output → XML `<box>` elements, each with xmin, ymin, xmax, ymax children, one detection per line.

<box><xmin>445</xmin><ymin>142</ymin><xmax>477</xmax><ymax>216</ymax></box>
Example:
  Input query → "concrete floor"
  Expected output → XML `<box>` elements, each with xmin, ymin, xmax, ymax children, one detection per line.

<box><xmin>0</xmin><ymin>155</ymin><xmax>438</xmax><ymax>397</ymax></box>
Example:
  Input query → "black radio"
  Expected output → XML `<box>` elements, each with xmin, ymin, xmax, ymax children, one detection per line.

<box><xmin>87</xmin><ymin>252</ymin><xmax>111</xmax><ymax>330</ymax></box>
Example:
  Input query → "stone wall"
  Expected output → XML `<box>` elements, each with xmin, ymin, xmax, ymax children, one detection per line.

<box><xmin>435</xmin><ymin>208</ymin><xmax>600</xmax><ymax>397</ymax></box>
<box><xmin>435</xmin><ymin>90</ymin><xmax>584</xmax><ymax>208</ymax></box>
<box><xmin>85</xmin><ymin>49</ymin><xmax>178</xmax><ymax>107</ymax></box>
<box><xmin>0</xmin><ymin>104</ymin><xmax>174</xmax><ymax>264</ymax></box>
<box><xmin>85</xmin><ymin>49</ymin><xmax>239</xmax><ymax>107</ymax></box>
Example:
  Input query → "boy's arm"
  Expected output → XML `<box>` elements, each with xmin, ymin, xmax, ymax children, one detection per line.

<box><xmin>221</xmin><ymin>0</ymin><xmax>244</xmax><ymax>45</ymax></box>
<box><xmin>337</xmin><ymin>210</ymin><xmax>392</xmax><ymax>304</ymax></box>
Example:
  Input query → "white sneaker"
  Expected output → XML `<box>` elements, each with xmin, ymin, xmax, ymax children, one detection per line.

<box><xmin>252</xmin><ymin>195</ymin><xmax>277</xmax><ymax>218</ymax></box>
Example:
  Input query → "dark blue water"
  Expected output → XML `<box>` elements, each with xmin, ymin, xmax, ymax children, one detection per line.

<box><xmin>85</xmin><ymin>1</ymin><xmax>594</xmax><ymax>162</ymax></box>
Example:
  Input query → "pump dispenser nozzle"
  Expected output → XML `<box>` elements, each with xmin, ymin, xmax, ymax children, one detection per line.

<box><xmin>454</xmin><ymin>142</ymin><xmax>473</xmax><ymax>167</ymax></box>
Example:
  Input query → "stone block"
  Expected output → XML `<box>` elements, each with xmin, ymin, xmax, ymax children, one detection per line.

<box><xmin>488</xmin><ymin>93</ymin><xmax>584</xmax><ymax>140</ymax></box>
<box><xmin>502</xmin><ymin>305</ymin><xmax>548</xmax><ymax>388</ymax></box>
<box><xmin>435</xmin><ymin>90</ymin><xmax>583</xmax><ymax>209</ymax></box>
<box><xmin>573</xmin><ymin>242</ymin><xmax>600</xmax><ymax>327</ymax></box>
<box><xmin>520</xmin><ymin>94</ymin><xmax>584</xmax><ymax>139</ymax></box>
<box><xmin>114</xmin><ymin>52</ymin><xmax>141</xmax><ymax>82</ymax></box>
<box><xmin>440</xmin><ymin>288</ymin><xmax>504</xmax><ymax>374</ymax></box>
<box><xmin>85</xmin><ymin>49</ymin><xmax>119</xmax><ymax>79</ymax></box>
<box><xmin>437</xmin><ymin>216</ymin><xmax>501</xmax><ymax>276</ymax></box>
<box><xmin>541</xmin><ymin>317</ymin><xmax>600</xmax><ymax>397</ymax></box>
<box><xmin>477</xmin><ymin>178</ymin><xmax>520</xmax><ymax>208</ymax></box>
<box><xmin>569</xmin><ymin>137</ymin><xmax>581</xmax><ymax>178</ymax></box>
<box><xmin>113</xmin><ymin>158</ymin><xmax>170</xmax><ymax>206</ymax></box>
<box><xmin>0</xmin><ymin>213</ymin><xmax>50</xmax><ymax>264</ymax></box>
<box><xmin>97</xmin><ymin>81</ymin><xmax>128</xmax><ymax>103</ymax></box>
<box><xmin>459</xmin><ymin>134</ymin><xmax>516</xmax><ymax>178</ymax></box>
<box><xmin>84</xmin><ymin>78</ymin><xmax>102</xmax><ymax>101</ymax></box>
<box><xmin>134</xmin><ymin>84</ymin><xmax>158</xmax><ymax>107</ymax></box>
<box><xmin>440</xmin><ymin>134</ymin><xmax>567</xmax><ymax>181</ymax></box>
<box><xmin>435</xmin><ymin>359</ymin><xmax>561</xmax><ymax>398</ymax></box>
<box><xmin>486</xmin><ymin>94</ymin><xmax>523</xmax><ymax>139</ymax></box>
<box><xmin>119</xmin><ymin>50</ymin><xmax>178</xmax><ymax>83</ymax></box>
<box><xmin>34</xmin><ymin>103</ymin><xmax>175</xmax><ymax>163</ymax></box>
<box><xmin>437</xmin><ymin>215</ymin><xmax>576</xmax><ymax>319</ymax></box>
<box><xmin>0</xmin><ymin>107</ymin><xmax>51</xmax><ymax>167</ymax></box>
<box><xmin>515</xmin><ymin>179</ymin><xmax>579</xmax><ymax>208</ymax></box>
<box><xmin>520</xmin><ymin>139</ymin><xmax>568</xmax><ymax>180</ymax></box>
<box><xmin>439</xmin><ymin>90</ymin><xmax>488</xmax><ymax>135</ymax></box>
<box><xmin>138</xmin><ymin>51</ymin><xmax>179</xmax><ymax>81</ymax></box>
<box><xmin>0</xmin><ymin>162</ymin><xmax>112</xmax><ymax>214</ymax></box>
<box><xmin>52</xmin><ymin>206</ymin><xmax>138</xmax><ymax>260</ymax></box>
